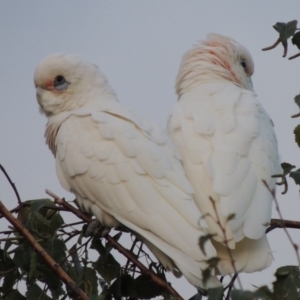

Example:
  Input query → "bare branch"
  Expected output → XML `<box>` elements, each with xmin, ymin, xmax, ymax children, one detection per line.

<box><xmin>267</xmin><ymin>218</ymin><xmax>300</xmax><ymax>233</ymax></box>
<box><xmin>263</xmin><ymin>180</ymin><xmax>300</xmax><ymax>266</ymax></box>
<box><xmin>225</xmin><ymin>273</ymin><xmax>238</xmax><ymax>300</ymax></box>
<box><xmin>209</xmin><ymin>197</ymin><xmax>243</xmax><ymax>290</ymax></box>
<box><xmin>289</xmin><ymin>52</ymin><xmax>300</xmax><ymax>60</ymax></box>
<box><xmin>0</xmin><ymin>200</ymin><xmax>89</xmax><ymax>300</ymax></box>
<box><xmin>0</xmin><ymin>164</ymin><xmax>22</xmax><ymax>205</ymax></box>
<box><xmin>262</xmin><ymin>38</ymin><xmax>281</xmax><ymax>52</ymax></box>
<box><xmin>45</xmin><ymin>189</ymin><xmax>184</xmax><ymax>300</ymax></box>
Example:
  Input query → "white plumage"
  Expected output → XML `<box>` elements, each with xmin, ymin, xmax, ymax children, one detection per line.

<box><xmin>167</xmin><ymin>33</ymin><xmax>280</xmax><ymax>274</ymax></box>
<box><xmin>34</xmin><ymin>53</ymin><xmax>222</xmax><ymax>289</ymax></box>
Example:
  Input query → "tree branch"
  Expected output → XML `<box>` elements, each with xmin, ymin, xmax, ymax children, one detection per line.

<box><xmin>0</xmin><ymin>164</ymin><xmax>22</xmax><ymax>205</ymax></box>
<box><xmin>45</xmin><ymin>189</ymin><xmax>184</xmax><ymax>300</ymax></box>
<box><xmin>267</xmin><ymin>218</ymin><xmax>300</xmax><ymax>233</ymax></box>
<box><xmin>263</xmin><ymin>180</ymin><xmax>300</xmax><ymax>266</ymax></box>
<box><xmin>0</xmin><ymin>200</ymin><xmax>89</xmax><ymax>300</ymax></box>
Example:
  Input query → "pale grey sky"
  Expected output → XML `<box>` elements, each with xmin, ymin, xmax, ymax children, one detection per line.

<box><xmin>1</xmin><ymin>1</ymin><xmax>300</xmax><ymax>298</ymax></box>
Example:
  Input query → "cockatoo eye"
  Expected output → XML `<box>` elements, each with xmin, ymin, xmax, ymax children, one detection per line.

<box><xmin>54</xmin><ymin>75</ymin><xmax>69</xmax><ymax>91</ymax></box>
<box><xmin>240</xmin><ymin>60</ymin><xmax>247</xmax><ymax>71</ymax></box>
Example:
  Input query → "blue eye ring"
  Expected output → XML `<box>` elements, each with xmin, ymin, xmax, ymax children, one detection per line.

<box><xmin>54</xmin><ymin>75</ymin><xmax>69</xmax><ymax>90</ymax></box>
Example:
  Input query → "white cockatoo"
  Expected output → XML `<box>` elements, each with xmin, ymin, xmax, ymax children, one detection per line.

<box><xmin>167</xmin><ymin>33</ymin><xmax>280</xmax><ymax>275</ymax></box>
<box><xmin>34</xmin><ymin>53</ymin><xmax>222</xmax><ymax>289</ymax></box>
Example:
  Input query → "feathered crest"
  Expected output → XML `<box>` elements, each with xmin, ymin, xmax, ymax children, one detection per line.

<box><xmin>176</xmin><ymin>33</ymin><xmax>254</xmax><ymax>97</ymax></box>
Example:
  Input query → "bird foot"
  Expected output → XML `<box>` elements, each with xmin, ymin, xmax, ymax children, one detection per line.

<box><xmin>84</xmin><ymin>219</ymin><xmax>110</xmax><ymax>237</ymax></box>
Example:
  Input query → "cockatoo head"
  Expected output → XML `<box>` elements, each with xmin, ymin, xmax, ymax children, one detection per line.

<box><xmin>176</xmin><ymin>33</ymin><xmax>254</xmax><ymax>96</ymax></box>
<box><xmin>34</xmin><ymin>53</ymin><xmax>115</xmax><ymax>116</ymax></box>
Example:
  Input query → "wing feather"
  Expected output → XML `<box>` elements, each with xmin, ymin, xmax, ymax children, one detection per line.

<box><xmin>168</xmin><ymin>82</ymin><xmax>280</xmax><ymax>250</ymax></box>
<box><xmin>55</xmin><ymin>105</ymin><xmax>218</xmax><ymax>289</ymax></box>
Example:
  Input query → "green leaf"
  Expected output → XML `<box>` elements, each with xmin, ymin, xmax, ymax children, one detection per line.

<box><xmin>109</xmin><ymin>274</ymin><xmax>136</xmax><ymax>298</ymax></box>
<box><xmin>292</xmin><ymin>32</ymin><xmax>300</xmax><ymax>50</ymax></box>
<box><xmin>2</xmin><ymin>268</ymin><xmax>20</xmax><ymax>294</ymax></box>
<box><xmin>26</xmin><ymin>284</ymin><xmax>52</xmax><ymax>300</ymax></box>
<box><xmin>49</xmin><ymin>213</ymin><xmax>64</xmax><ymax>232</ymax></box>
<box><xmin>92</xmin><ymin>254</ymin><xmax>120</xmax><ymax>285</ymax></box>
<box><xmin>41</xmin><ymin>238</ymin><xmax>66</xmax><ymax>264</ymax></box>
<box><xmin>30</xmin><ymin>199</ymin><xmax>55</xmax><ymax>213</ymax></box>
<box><xmin>0</xmin><ymin>249</ymin><xmax>15</xmax><ymax>272</ymax></box>
<box><xmin>281</xmin><ymin>162</ymin><xmax>296</xmax><ymax>174</ymax></box>
<box><xmin>4</xmin><ymin>290</ymin><xmax>26</xmax><ymax>300</ymax></box>
<box><xmin>89</xmin><ymin>296</ymin><xmax>111</xmax><ymax>300</ymax></box>
<box><xmin>207</xmin><ymin>287</ymin><xmax>223</xmax><ymax>300</ymax></box>
<box><xmin>66</xmin><ymin>264</ymin><xmax>82</xmax><ymax>285</ymax></box>
<box><xmin>290</xmin><ymin>169</ymin><xmax>300</xmax><ymax>185</ymax></box>
<box><xmin>105</xmin><ymin>232</ymin><xmax>122</xmax><ymax>253</ymax></box>
<box><xmin>4</xmin><ymin>240</ymin><xmax>13</xmax><ymax>256</ymax></box>
<box><xmin>97</xmin><ymin>290</ymin><xmax>113</xmax><ymax>300</ymax></box>
<box><xmin>273</xmin><ymin>265</ymin><xmax>300</xmax><ymax>300</ymax></box>
<box><xmin>294</xmin><ymin>94</ymin><xmax>300</xmax><ymax>108</ymax></box>
<box><xmin>17</xmin><ymin>202</ymin><xmax>33</xmax><ymax>225</ymax></box>
<box><xmin>91</xmin><ymin>238</ymin><xmax>120</xmax><ymax>285</ymax></box>
<box><xmin>274</xmin><ymin>20</ymin><xmax>297</xmax><ymax>40</ymax></box>
<box><xmin>135</xmin><ymin>274</ymin><xmax>164</xmax><ymax>299</ymax></box>
<box><xmin>37</xmin><ymin>263</ymin><xmax>64</xmax><ymax>299</ymax></box>
<box><xmin>231</xmin><ymin>287</ymin><xmax>272</xmax><ymax>300</ymax></box>
<box><xmin>28</xmin><ymin>252</ymin><xmax>39</xmax><ymax>281</ymax></box>
<box><xmin>294</xmin><ymin>125</ymin><xmax>300</xmax><ymax>147</ymax></box>
<box><xmin>35</xmin><ymin>239</ymin><xmax>66</xmax><ymax>298</ymax></box>
<box><xmin>81</xmin><ymin>267</ymin><xmax>98</xmax><ymax>296</ymax></box>
<box><xmin>69</xmin><ymin>244</ymin><xmax>83</xmax><ymax>277</ymax></box>
<box><xmin>13</xmin><ymin>242</ymin><xmax>32</xmax><ymax>271</ymax></box>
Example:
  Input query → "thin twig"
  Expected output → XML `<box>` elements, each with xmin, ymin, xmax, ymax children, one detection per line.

<box><xmin>289</xmin><ymin>52</ymin><xmax>300</xmax><ymax>60</ymax></box>
<box><xmin>45</xmin><ymin>189</ymin><xmax>183</xmax><ymax>300</ymax></box>
<box><xmin>0</xmin><ymin>164</ymin><xmax>22</xmax><ymax>205</ymax></box>
<box><xmin>0</xmin><ymin>203</ymin><xmax>68</xmax><ymax>220</ymax></box>
<box><xmin>225</xmin><ymin>273</ymin><xmax>238</xmax><ymax>300</ymax></box>
<box><xmin>61</xmin><ymin>221</ymin><xmax>85</xmax><ymax>229</ymax></box>
<box><xmin>262</xmin><ymin>38</ymin><xmax>281</xmax><ymax>52</ymax></box>
<box><xmin>263</xmin><ymin>180</ymin><xmax>300</xmax><ymax>266</ymax></box>
<box><xmin>291</xmin><ymin>112</ymin><xmax>300</xmax><ymax>118</ymax></box>
<box><xmin>0</xmin><ymin>200</ymin><xmax>89</xmax><ymax>300</ymax></box>
<box><xmin>209</xmin><ymin>197</ymin><xmax>243</xmax><ymax>290</ymax></box>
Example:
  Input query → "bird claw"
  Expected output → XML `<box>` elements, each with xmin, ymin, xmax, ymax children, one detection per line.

<box><xmin>84</xmin><ymin>219</ymin><xmax>110</xmax><ymax>237</ymax></box>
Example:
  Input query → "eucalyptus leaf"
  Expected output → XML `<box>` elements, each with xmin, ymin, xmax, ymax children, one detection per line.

<box><xmin>273</xmin><ymin>266</ymin><xmax>300</xmax><ymax>300</ymax></box>
<box><xmin>26</xmin><ymin>284</ymin><xmax>52</xmax><ymax>300</ymax></box>
<box><xmin>30</xmin><ymin>199</ymin><xmax>55</xmax><ymax>213</ymax></box>
<box><xmin>92</xmin><ymin>238</ymin><xmax>120</xmax><ymax>285</ymax></box>
<box><xmin>4</xmin><ymin>290</ymin><xmax>26</xmax><ymax>300</ymax></box>
<box><xmin>80</xmin><ymin>267</ymin><xmax>98</xmax><ymax>295</ymax></box>
<box><xmin>2</xmin><ymin>268</ymin><xmax>20</xmax><ymax>294</ymax></box>
<box><xmin>135</xmin><ymin>274</ymin><xmax>164</xmax><ymax>299</ymax></box>
<box><xmin>207</xmin><ymin>287</ymin><xmax>223</xmax><ymax>300</ymax></box>
<box><xmin>294</xmin><ymin>125</ymin><xmax>300</xmax><ymax>147</ymax></box>
<box><xmin>290</xmin><ymin>169</ymin><xmax>300</xmax><ymax>185</ymax></box>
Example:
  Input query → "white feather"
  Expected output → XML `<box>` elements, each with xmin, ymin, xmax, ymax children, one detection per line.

<box><xmin>35</xmin><ymin>52</ymin><xmax>221</xmax><ymax>290</ymax></box>
<box><xmin>168</xmin><ymin>34</ymin><xmax>280</xmax><ymax>274</ymax></box>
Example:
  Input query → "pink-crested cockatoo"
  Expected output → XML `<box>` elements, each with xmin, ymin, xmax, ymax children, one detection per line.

<box><xmin>34</xmin><ymin>53</ymin><xmax>222</xmax><ymax>290</ymax></box>
<box><xmin>167</xmin><ymin>33</ymin><xmax>280</xmax><ymax>275</ymax></box>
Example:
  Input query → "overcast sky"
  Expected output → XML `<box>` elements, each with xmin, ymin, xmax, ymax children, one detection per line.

<box><xmin>1</xmin><ymin>1</ymin><xmax>300</xmax><ymax>298</ymax></box>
